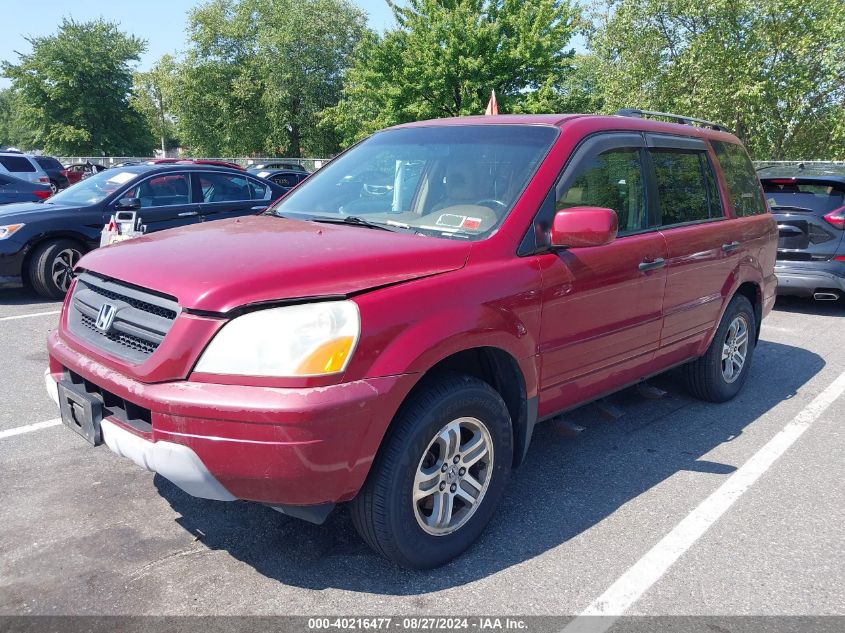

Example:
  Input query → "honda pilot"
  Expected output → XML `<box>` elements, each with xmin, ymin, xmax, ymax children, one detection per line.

<box><xmin>46</xmin><ymin>112</ymin><xmax>777</xmax><ymax>569</ymax></box>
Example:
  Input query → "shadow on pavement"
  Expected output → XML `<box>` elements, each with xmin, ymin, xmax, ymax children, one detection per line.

<box><xmin>156</xmin><ymin>339</ymin><xmax>824</xmax><ymax>593</ymax></box>
<box><xmin>0</xmin><ymin>288</ymin><xmax>61</xmax><ymax>307</ymax></box>
<box><xmin>773</xmin><ymin>295</ymin><xmax>845</xmax><ymax>317</ymax></box>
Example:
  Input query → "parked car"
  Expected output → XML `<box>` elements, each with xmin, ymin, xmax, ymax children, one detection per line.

<box><xmin>758</xmin><ymin>166</ymin><xmax>845</xmax><ymax>301</ymax></box>
<box><xmin>250</xmin><ymin>168</ymin><xmax>309</xmax><ymax>192</ymax></box>
<box><xmin>247</xmin><ymin>161</ymin><xmax>308</xmax><ymax>174</ymax></box>
<box><xmin>0</xmin><ymin>151</ymin><xmax>52</xmax><ymax>187</ymax></box>
<box><xmin>33</xmin><ymin>155</ymin><xmax>70</xmax><ymax>193</ymax></box>
<box><xmin>148</xmin><ymin>158</ymin><xmax>245</xmax><ymax>171</ymax></box>
<box><xmin>0</xmin><ymin>172</ymin><xmax>52</xmax><ymax>205</ymax></box>
<box><xmin>0</xmin><ymin>165</ymin><xmax>283</xmax><ymax>297</ymax></box>
<box><xmin>44</xmin><ymin>112</ymin><xmax>777</xmax><ymax>569</ymax></box>
<box><xmin>63</xmin><ymin>162</ymin><xmax>107</xmax><ymax>185</ymax></box>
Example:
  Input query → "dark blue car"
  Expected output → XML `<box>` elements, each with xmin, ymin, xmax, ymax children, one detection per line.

<box><xmin>0</xmin><ymin>172</ymin><xmax>52</xmax><ymax>205</ymax></box>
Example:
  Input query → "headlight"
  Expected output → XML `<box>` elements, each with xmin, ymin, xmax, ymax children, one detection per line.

<box><xmin>0</xmin><ymin>224</ymin><xmax>25</xmax><ymax>240</ymax></box>
<box><xmin>194</xmin><ymin>301</ymin><xmax>360</xmax><ymax>377</ymax></box>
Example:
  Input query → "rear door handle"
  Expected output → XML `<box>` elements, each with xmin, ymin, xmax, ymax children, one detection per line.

<box><xmin>721</xmin><ymin>241</ymin><xmax>740</xmax><ymax>252</ymax></box>
<box><xmin>251</xmin><ymin>205</ymin><xmax>268</xmax><ymax>211</ymax></box>
<box><xmin>178</xmin><ymin>211</ymin><xmax>199</xmax><ymax>217</ymax></box>
<box><xmin>638</xmin><ymin>258</ymin><xmax>665</xmax><ymax>272</ymax></box>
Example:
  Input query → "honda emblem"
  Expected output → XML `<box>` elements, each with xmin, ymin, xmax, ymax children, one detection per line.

<box><xmin>95</xmin><ymin>303</ymin><xmax>117</xmax><ymax>333</ymax></box>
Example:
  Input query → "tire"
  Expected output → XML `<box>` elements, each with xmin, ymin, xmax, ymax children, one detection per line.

<box><xmin>49</xmin><ymin>180</ymin><xmax>58</xmax><ymax>194</ymax></box>
<box><xmin>28</xmin><ymin>239</ymin><xmax>83</xmax><ymax>299</ymax></box>
<box><xmin>351</xmin><ymin>372</ymin><xmax>513</xmax><ymax>569</ymax></box>
<box><xmin>683</xmin><ymin>294</ymin><xmax>756</xmax><ymax>403</ymax></box>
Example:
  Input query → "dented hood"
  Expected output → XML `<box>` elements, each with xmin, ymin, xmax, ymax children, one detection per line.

<box><xmin>78</xmin><ymin>215</ymin><xmax>471</xmax><ymax>313</ymax></box>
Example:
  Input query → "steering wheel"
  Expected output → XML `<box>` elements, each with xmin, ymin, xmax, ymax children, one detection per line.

<box><xmin>475</xmin><ymin>199</ymin><xmax>507</xmax><ymax>212</ymax></box>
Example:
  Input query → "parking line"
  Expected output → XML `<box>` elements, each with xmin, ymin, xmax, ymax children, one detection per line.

<box><xmin>562</xmin><ymin>369</ymin><xmax>845</xmax><ymax>633</ymax></box>
<box><xmin>0</xmin><ymin>418</ymin><xmax>62</xmax><ymax>440</ymax></box>
<box><xmin>0</xmin><ymin>310</ymin><xmax>60</xmax><ymax>322</ymax></box>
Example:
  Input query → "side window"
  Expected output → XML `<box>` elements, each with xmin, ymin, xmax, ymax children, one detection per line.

<box><xmin>248</xmin><ymin>178</ymin><xmax>269</xmax><ymax>200</ymax></box>
<box><xmin>124</xmin><ymin>174</ymin><xmax>191</xmax><ymax>208</ymax></box>
<box><xmin>712</xmin><ymin>141</ymin><xmax>767</xmax><ymax>217</ymax></box>
<box><xmin>0</xmin><ymin>156</ymin><xmax>36</xmax><ymax>173</ymax></box>
<box><xmin>200</xmin><ymin>173</ymin><xmax>253</xmax><ymax>203</ymax></box>
<box><xmin>556</xmin><ymin>148</ymin><xmax>647</xmax><ymax>236</ymax></box>
<box><xmin>650</xmin><ymin>149</ymin><xmax>721</xmax><ymax>226</ymax></box>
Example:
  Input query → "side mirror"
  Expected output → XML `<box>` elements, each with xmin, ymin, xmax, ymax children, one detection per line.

<box><xmin>551</xmin><ymin>206</ymin><xmax>618</xmax><ymax>248</ymax></box>
<box><xmin>115</xmin><ymin>197</ymin><xmax>141</xmax><ymax>211</ymax></box>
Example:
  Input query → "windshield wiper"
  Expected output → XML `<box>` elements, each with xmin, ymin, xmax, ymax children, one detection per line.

<box><xmin>307</xmin><ymin>215</ymin><xmax>404</xmax><ymax>232</ymax></box>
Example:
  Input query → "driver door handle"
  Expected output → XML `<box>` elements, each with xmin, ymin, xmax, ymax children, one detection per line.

<box><xmin>721</xmin><ymin>241</ymin><xmax>740</xmax><ymax>252</ymax></box>
<box><xmin>638</xmin><ymin>258</ymin><xmax>665</xmax><ymax>272</ymax></box>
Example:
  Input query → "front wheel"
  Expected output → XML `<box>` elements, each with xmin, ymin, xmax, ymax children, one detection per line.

<box><xmin>351</xmin><ymin>372</ymin><xmax>513</xmax><ymax>569</ymax></box>
<box><xmin>28</xmin><ymin>239</ymin><xmax>83</xmax><ymax>299</ymax></box>
<box><xmin>683</xmin><ymin>294</ymin><xmax>756</xmax><ymax>402</ymax></box>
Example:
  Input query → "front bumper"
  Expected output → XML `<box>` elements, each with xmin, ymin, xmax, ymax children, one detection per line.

<box><xmin>775</xmin><ymin>261</ymin><xmax>845</xmax><ymax>297</ymax></box>
<box><xmin>47</xmin><ymin>330</ymin><xmax>416</xmax><ymax>507</ymax></box>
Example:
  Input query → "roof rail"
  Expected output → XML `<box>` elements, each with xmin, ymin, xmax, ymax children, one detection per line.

<box><xmin>616</xmin><ymin>108</ymin><xmax>730</xmax><ymax>133</ymax></box>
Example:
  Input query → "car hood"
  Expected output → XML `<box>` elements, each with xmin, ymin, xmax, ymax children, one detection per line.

<box><xmin>0</xmin><ymin>202</ymin><xmax>73</xmax><ymax>220</ymax></box>
<box><xmin>78</xmin><ymin>215</ymin><xmax>472</xmax><ymax>312</ymax></box>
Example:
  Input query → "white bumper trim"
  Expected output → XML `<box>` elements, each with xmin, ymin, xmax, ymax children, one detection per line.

<box><xmin>46</xmin><ymin>370</ymin><xmax>235</xmax><ymax>502</ymax></box>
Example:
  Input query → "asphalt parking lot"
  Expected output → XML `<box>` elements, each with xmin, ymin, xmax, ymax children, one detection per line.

<box><xmin>0</xmin><ymin>289</ymin><xmax>843</xmax><ymax>620</ymax></box>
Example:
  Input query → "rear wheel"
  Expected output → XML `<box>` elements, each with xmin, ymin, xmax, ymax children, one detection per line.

<box><xmin>28</xmin><ymin>239</ymin><xmax>83</xmax><ymax>299</ymax></box>
<box><xmin>684</xmin><ymin>295</ymin><xmax>756</xmax><ymax>402</ymax></box>
<box><xmin>350</xmin><ymin>372</ymin><xmax>513</xmax><ymax>569</ymax></box>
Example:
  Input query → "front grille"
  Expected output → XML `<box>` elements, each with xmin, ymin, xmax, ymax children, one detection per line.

<box><xmin>67</xmin><ymin>272</ymin><xmax>180</xmax><ymax>363</ymax></box>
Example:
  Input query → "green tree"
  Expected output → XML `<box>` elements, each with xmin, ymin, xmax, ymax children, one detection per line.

<box><xmin>325</xmin><ymin>0</ymin><xmax>580</xmax><ymax>146</ymax></box>
<box><xmin>132</xmin><ymin>55</ymin><xmax>180</xmax><ymax>155</ymax></box>
<box><xmin>588</xmin><ymin>0</ymin><xmax>845</xmax><ymax>159</ymax></box>
<box><xmin>0</xmin><ymin>88</ymin><xmax>31</xmax><ymax>149</ymax></box>
<box><xmin>173</xmin><ymin>0</ymin><xmax>368</xmax><ymax>157</ymax></box>
<box><xmin>2</xmin><ymin>19</ymin><xmax>155</xmax><ymax>155</ymax></box>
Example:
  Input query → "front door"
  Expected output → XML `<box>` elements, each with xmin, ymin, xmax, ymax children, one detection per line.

<box><xmin>536</xmin><ymin>133</ymin><xmax>668</xmax><ymax>418</ymax></box>
<box><xmin>118</xmin><ymin>172</ymin><xmax>201</xmax><ymax>233</ymax></box>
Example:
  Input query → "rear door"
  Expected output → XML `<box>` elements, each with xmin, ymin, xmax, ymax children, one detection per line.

<box><xmin>647</xmin><ymin>135</ymin><xmax>736</xmax><ymax>366</ymax></box>
<box><xmin>196</xmin><ymin>171</ymin><xmax>269</xmax><ymax>222</ymax></box>
<box><xmin>761</xmin><ymin>177</ymin><xmax>845</xmax><ymax>263</ymax></box>
<box><xmin>118</xmin><ymin>172</ymin><xmax>201</xmax><ymax>233</ymax></box>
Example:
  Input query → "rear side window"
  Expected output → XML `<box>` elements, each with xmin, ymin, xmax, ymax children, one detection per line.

<box><xmin>249</xmin><ymin>178</ymin><xmax>270</xmax><ymax>200</ymax></box>
<box><xmin>200</xmin><ymin>173</ymin><xmax>253</xmax><ymax>202</ymax></box>
<box><xmin>35</xmin><ymin>157</ymin><xmax>62</xmax><ymax>170</ymax></box>
<box><xmin>556</xmin><ymin>148</ymin><xmax>648</xmax><ymax>235</ymax></box>
<box><xmin>712</xmin><ymin>141</ymin><xmax>767</xmax><ymax>217</ymax></box>
<box><xmin>650</xmin><ymin>149</ymin><xmax>722</xmax><ymax>226</ymax></box>
<box><xmin>0</xmin><ymin>156</ymin><xmax>36</xmax><ymax>173</ymax></box>
<box><xmin>762</xmin><ymin>180</ymin><xmax>845</xmax><ymax>215</ymax></box>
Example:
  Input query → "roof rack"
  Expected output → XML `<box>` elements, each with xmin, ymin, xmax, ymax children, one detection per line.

<box><xmin>616</xmin><ymin>108</ymin><xmax>730</xmax><ymax>133</ymax></box>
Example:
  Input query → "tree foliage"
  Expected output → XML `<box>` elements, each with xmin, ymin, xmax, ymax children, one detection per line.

<box><xmin>170</xmin><ymin>0</ymin><xmax>368</xmax><ymax>157</ymax></box>
<box><xmin>589</xmin><ymin>0</ymin><xmax>845</xmax><ymax>159</ymax></box>
<box><xmin>325</xmin><ymin>0</ymin><xmax>580</xmax><ymax>145</ymax></box>
<box><xmin>132</xmin><ymin>55</ymin><xmax>180</xmax><ymax>154</ymax></box>
<box><xmin>2</xmin><ymin>19</ymin><xmax>155</xmax><ymax>155</ymax></box>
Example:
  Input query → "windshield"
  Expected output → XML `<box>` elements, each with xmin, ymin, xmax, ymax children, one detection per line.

<box><xmin>48</xmin><ymin>169</ymin><xmax>140</xmax><ymax>206</ymax></box>
<box><xmin>763</xmin><ymin>179</ymin><xmax>845</xmax><ymax>214</ymax></box>
<box><xmin>271</xmin><ymin>125</ymin><xmax>558</xmax><ymax>240</ymax></box>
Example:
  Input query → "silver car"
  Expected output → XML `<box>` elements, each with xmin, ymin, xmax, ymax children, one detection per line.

<box><xmin>0</xmin><ymin>151</ymin><xmax>51</xmax><ymax>187</ymax></box>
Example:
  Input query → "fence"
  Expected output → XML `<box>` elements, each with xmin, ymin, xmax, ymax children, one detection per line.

<box><xmin>56</xmin><ymin>156</ymin><xmax>328</xmax><ymax>172</ymax></box>
<box><xmin>754</xmin><ymin>160</ymin><xmax>845</xmax><ymax>170</ymax></box>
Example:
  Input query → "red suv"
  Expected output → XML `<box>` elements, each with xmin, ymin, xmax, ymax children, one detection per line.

<box><xmin>46</xmin><ymin>112</ymin><xmax>777</xmax><ymax>569</ymax></box>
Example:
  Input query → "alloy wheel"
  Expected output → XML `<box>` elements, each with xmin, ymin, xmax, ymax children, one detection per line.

<box><xmin>51</xmin><ymin>248</ymin><xmax>81</xmax><ymax>293</ymax></box>
<box><xmin>413</xmin><ymin>416</ymin><xmax>494</xmax><ymax>536</ymax></box>
<box><xmin>721</xmin><ymin>314</ymin><xmax>749</xmax><ymax>383</ymax></box>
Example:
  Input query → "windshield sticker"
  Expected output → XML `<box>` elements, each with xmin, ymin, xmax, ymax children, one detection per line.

<box><xmin>461</xmin><ymin>217</ymin><xmax>482</xmax><ymax>230</ymax></box>
<box><xmin>258</xmin><ymin>171</ymin><xmax>270</xmax><ymax>178</ymax></box>
<box><xmin>107</xmin><ymin>172</ymin><xmax>136</xmax><ymax>185</ymax></box>
<box><xmin>436</xmin><ymin>214</ymin><xmax>466</xmax><ymax>228</ymax></box>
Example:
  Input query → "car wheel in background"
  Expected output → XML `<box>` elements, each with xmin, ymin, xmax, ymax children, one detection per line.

<box><xmin>683</xmin><ymin>294</ymin><xmax>757</xmax><ymax>403</ymax></box>
<box><xmin>49</xmin><ymin>181</ymin><xmax>58</xmax><ymax>194</ymax></box>
<box><xmin>28</xmin><ymin>239</ymin><xmax>83</xmax><ymax>299</ymax></box>
<box><xmin>350</xmin><ymin>372</ymin><xmax>513</xmax><ymax>569</ymax></box>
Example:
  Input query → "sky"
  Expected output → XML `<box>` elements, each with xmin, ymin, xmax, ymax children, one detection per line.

<box><xmin>0</xmin><ymin>0</ymin><xmax>398</xmax><ymax>88</ymax></box>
